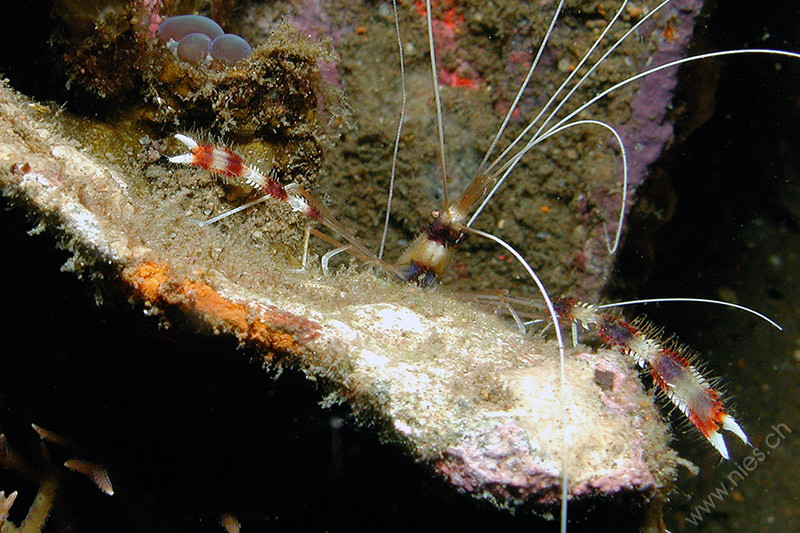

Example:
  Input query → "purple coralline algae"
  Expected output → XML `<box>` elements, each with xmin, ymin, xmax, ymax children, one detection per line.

<box><xmin>578</xmin><ymin>0</ymin><xmax>705</xmax><ymax>296</ymax></box>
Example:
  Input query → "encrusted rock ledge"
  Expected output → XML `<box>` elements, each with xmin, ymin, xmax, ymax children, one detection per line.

<box><xmin>0</xmin><ymin>80</ymin><xmax>677</xmax><ymax>528</ymax></box>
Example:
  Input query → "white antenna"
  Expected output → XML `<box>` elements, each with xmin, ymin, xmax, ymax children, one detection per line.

<box><xmin>379</xmin><ymin>0</ymin><xmax>408</xmax><ymax>260</ymax></box>
<box><xmin>425</xmin><ymin>0</ymin><xmax>449</xmax><ymax>208</ymax></box>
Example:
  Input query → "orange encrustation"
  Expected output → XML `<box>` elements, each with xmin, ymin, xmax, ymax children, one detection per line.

<box><xmin>128</xmin><ymin>262</ymin><xmax>320</xmax><ymax>358</ymax></box>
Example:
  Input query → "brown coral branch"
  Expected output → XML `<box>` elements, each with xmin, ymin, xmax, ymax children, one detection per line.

<box><xmin>0</xmin><ymin>471</ymin><xmax>58</xmax><ymax>533</ymax></box>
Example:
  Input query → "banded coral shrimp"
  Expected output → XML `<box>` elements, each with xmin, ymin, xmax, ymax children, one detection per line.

<box><xmin>225</xmin><ymin>0</ymin><xmax>800</xmax><ymax>528</ymax></box>
<box><xmin>156</xmin><ymin>3</ymin><xmax>791</xmax><ymax>524</ymax></box>
<box><xmin>0</xmin><ymin>1</ymin><xmax>798</xmax><ymax>532</ymax></box>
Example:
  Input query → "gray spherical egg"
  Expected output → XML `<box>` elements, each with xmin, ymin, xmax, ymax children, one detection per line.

<box><xmin>158</xmin><ymin>15</ymin><xmax>223</xmax><ymax>43</ymax></box>
<box><xmin>210</xmin><ymin>34</ymin><xmax>252</xmax><ymax>65</ymax></box>
<box><xmin>177</xmin><ymin>33</ymin><xmax>212</xmax><ymax>64</ymax></box>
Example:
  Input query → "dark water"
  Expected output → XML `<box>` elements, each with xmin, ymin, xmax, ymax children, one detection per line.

<box><xmin>629</xmin><ymin>1</ymin><xmax>800</xmax><ymax>531</ymax></box>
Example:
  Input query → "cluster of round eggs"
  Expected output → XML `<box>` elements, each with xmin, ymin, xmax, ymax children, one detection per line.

<box><xmin>157</xmin><ymin>15</ymin><xmax>252</xmax><ymax>66</ymax></box>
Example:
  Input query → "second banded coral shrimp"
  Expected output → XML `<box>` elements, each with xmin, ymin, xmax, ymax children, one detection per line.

<box><xmin>162</xmin><ymin>0</ymin><xmax>799</xmax><ymax>530</ymax></box>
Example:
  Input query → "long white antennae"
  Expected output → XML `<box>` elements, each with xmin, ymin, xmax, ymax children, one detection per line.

<box><xmin>473</xmin><ymin>48</ymin><xmax>800</xmax><ymax>230</ymax></box>
<box><xmin>464</xmin><ymin>226</ymin><xmax>569</xmax><ymax>533</ymax></box>
<box><xmin>482</xmin><ymin>0</ymin><xmax>635</xmax><ymax>180</ymax></box>
<box><xmin>471</xmin><ymin>0</ymin><xmax>669</xmax><ymax>225</ymax></box>
<box><xmin>524</xmin><ymin>0</ymin><xmax>669</xmax><ymax>164</ymax></box>
<box><xmin>581</xmin><ymin>120</ymin><xmax>628</xmax><ymax>254</ymax></box>
<box><xmin>476</xmin><ymin>0</ymin><xmax>566</xmax><ymax>173</ymax></box>
<box><xmin>379</xmin><ymin>0</ymin><xmax>408</xmax><ymax>260</ymax></box>
<box><xmin>469</xmin><ymin>119</ymin><xmax>629</xmax><ymax>257</ymax></box>
<box><xmin>545</xmin><ymin>49</ymin><xmax>800</xmax><ymax>151</ymax></box>
<box><xmin>598</xmin><ymin>297</ymin><xmax>783</xmax><ymax>330</ymax></box>
<box><xmin>425</xmin><ymin>0</ymin><xmax>449</xmax><ymax>208</ymax></box>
